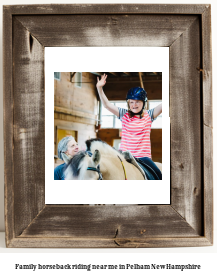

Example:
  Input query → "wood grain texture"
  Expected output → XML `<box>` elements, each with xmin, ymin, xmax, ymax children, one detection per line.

<box><xmin>4</xmin><ymin>4</ymin><xmax>207</xmax><ymax>15</ymax></box>
<box><xmin>54</xmin><ymin>107</ymin><xmax>96</xmax><ymax>122</ymax></box>
<box><xmin>202</xmin><ymin>6</ymin><xmax>212</xmax><ymax>129</ymax></box>
<box><xmin>97</xmin><ymin>129</ymin><xmax>121</xmax><ymax>147</ymax></box>
<box><xmin>20</xmin><ymin>205</ymin><xmax>198</xmax><ymax>238</ymax></box>
<box><xmin>7</xmin><ymin>237</ymin><xmax>212</xmax><ymax>248</ymax></box>
<box><xmin>55</xmin><ymin>72</ymin><xmax>97</xmax><ymax>116</ymax></box>
<box><xmin>16</xmin><ymin>15</ymin><xmax>198</xmax><ymax>47</ymax></box>
<box><xmin>170</xmin><ymin>17</ymin><xmax>202</xmax><ymax>234</ymax></box>
<box><xmin>3</xmin><ymin>6</ymin><xmax>14</xmax><ymax>247</ymax></box>
<box><xmin>3</xmin><ymin>4</ymin><xmax>212</xmax><ymax>248</ymax></box>
<box><xmin>12</xmin><ymin>17</ymin><xmax>45</xmax><ymax>237</ymax></box>
<box><xmin>203</xmin><ymin>125</ymin><xmax>213</xmax><ymax>243</ymax></box>
<box><xmin>201</xmin><ymin>6</ymin><xmax>213</xmax><ymax>244</ymax></box>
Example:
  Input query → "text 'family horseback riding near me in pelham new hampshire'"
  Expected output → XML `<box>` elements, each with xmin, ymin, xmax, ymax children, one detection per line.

<box><xmin>15</xmin><ymin>263</ymin><xmax>201</xmax><ymax>271</ymax></box>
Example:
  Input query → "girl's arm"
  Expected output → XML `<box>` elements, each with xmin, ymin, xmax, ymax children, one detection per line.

<box><xmin>96</xmin><ymin>74</ymin><xmax>119</xmax><ymax>117</ymax></box>
<box><xmin>153</xmin><ymin>103</ymin><xmax>162</xmax><ymax>119</ymax></box>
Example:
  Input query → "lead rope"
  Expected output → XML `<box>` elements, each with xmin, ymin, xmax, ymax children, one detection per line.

<box><xmin>117</xmin><ymin>155</ymin><xmax>127</xmax><ymax>180</ymax></box>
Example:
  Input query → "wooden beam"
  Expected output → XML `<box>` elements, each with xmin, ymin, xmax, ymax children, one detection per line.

<box><xmin>105</xmin><ymin>76</ymin><xmax>162</xmax><ymax>84</ymax></box>
<box><xmin>109</xmin><ymin>72</ymin><xmax>119</xmax><ymax>77</ymax></box>
<box><xmin>54</xmin><ymin>106</ymin><xmax>97</xmax><ymax>120</ymax></box>
<box><xmin>139</xmin><ymin>72</ymin><xmax>144</xmax><ymax>89</ymax></box>
<box><xmin>90</xmin><ymin>72</ymin><xmax>104</xmax><ymax>76</ymax></box>
<box><xmin>123</xmin><ymin>72</ymin><xmax>132</xmax><ymax>76</ymax></box>
<box><xmin>70</xmin><ymin>72</ymin><xmax>76</xmax><ymax>82</ymax></box>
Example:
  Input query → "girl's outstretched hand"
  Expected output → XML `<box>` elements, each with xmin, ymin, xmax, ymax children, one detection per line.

<box><xmin>96</xmin><ymin>73</ymin><xmax>107</xmax><ymax>88</ymax></box>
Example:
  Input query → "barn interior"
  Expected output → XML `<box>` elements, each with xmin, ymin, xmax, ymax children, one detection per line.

<box><xmin>54</xmin><ymin>72</ymin><xmax>162</xmax><ymax>166</ymax></box>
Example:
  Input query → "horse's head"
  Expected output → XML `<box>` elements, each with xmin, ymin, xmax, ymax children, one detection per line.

<box><xmin>65</xmin><ymin>150</ymin><xmax>102</xmax><ymax>180</ymax></box>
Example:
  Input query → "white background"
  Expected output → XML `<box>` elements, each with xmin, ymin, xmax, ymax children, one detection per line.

<box><xmin>45</xmin><ymin>47</ymin><xmax>170</xmax><ymax>204</ymax></box>
<box><xmin>0</xmin><ymin>0</ymin><xmax>216</xmax><ymax>277</ymax></box>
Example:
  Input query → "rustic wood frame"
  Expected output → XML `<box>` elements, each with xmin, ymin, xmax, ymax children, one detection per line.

<box><xmin>3</xmin><ymin>4</ymin><xmax>212</xmax><ymax>248</ymax></box>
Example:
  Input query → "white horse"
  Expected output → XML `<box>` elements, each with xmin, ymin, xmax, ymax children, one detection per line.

<box><xmin>65</xmin><ymin>139</ymin><xmax>162</xmax><ymax>180</ymax></box>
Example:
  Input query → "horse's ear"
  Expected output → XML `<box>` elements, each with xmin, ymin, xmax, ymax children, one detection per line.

<box><xmin>85</xmin><ymin>139</ymin><xmax>91</xmax><ymax>151</ymax></box>
<box><xmin>92</xmin><ymin>149</ymin><xmax>101</xmax><ymax>165</ymax></box>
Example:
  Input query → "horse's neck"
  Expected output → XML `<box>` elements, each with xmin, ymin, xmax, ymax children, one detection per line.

<box><xmin>90</xmin><ymin>142</ymin><xmax>124</xmax><ymax>159</ymax></box>
<box><xmin>99</xmin><ymin>155</ymin><xmax>125</xmax><ymax>180</ymax></box>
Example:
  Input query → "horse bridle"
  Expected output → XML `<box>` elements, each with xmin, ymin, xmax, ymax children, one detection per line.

<box><xmin>86</xmin><ymin>153</ymin><xmax>127</xmax><ymax>180</ymax></box>
<box><xmin>85</xmin><ymin>151</ymin><xmax>103</xmax><ymax>180</ymax></box>
<box><xmin>86</xmin><ymin>165</ymin><xmax>103</xmax><ymax>180</ymax></box>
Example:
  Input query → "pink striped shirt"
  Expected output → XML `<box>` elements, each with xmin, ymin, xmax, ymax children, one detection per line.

<box><xmin>118</xmin><ymin>108</ymin><xmax>154</xmax><ymax>158</ymax></box>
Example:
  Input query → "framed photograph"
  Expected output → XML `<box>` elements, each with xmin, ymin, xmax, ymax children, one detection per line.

<box><xmin>3</xmin><ymin>4</ymin><xmax>213</xmax><ymax>248</ymax></box>
<box><xmin>47</xmin><ymin>47</ymin><xmax>170</xmax><ymax>205</ymax></box>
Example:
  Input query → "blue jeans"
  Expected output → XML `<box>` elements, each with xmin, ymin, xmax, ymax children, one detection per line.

<box><xmin>137</xmin><ymin>157</ymin><xmax>162</xmax><ymax>180</ymax></box>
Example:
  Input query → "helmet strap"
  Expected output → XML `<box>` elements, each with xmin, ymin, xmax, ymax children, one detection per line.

<box><xmin>129</xmin><ymin>101</ymin><xmax>145</xmax><ymax>118</ymax></box>
<box><xmin>130</xmin><ymin>109</ymin><xmax>143</xmax><ymax>118</ymax></box>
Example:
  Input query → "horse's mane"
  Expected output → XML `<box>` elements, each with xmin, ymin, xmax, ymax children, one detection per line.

<box><xmin>85</xmin><ymin>138</ymin><xmax>124</xmax><ymax>159</ymax></box>
<box><xmin>65</xmin><ymin>139</ymin><xmax>125</xmax><ymax>179</ymax></box>
<box><xmin>65</xmin><ymin>151</ymin><xmax>87</xmax><ymax>178</ymax></box>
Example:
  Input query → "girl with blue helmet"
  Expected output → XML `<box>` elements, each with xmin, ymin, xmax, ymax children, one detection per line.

<box><xmin>96</xmin><ymin>73</ymin><xmax>162</xmax><ymax>179</ymax></box>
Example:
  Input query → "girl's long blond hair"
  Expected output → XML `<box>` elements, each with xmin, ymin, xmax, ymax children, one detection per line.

<box><xmin>127</xmin><ymin>100</ymin><xmax>146</xmax><ymax>118</ymax></box>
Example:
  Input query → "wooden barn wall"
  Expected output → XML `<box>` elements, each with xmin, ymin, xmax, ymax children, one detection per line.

<box><xmin>97</xmin><ymin>129</ymin><xmax>120</xmax><ymax>147</ymax></box>
<box><xmin>150</xmin><ymin>129</ymin><xmax>162</xmax><ymax>163</ymax></box>
<box><xmin>54</xmin><ymin>72</ymin><xmax>97</xmax><ymax>113</ymax></box>
<box><xmin>98</xmin><ymin>128</ymin><xmax>162</xmax><ymax>163</ymax></box>
<box><xmin>54</xmin><ymin>72</ymin><xmax>97</xmax><ymax>156</ymax></box>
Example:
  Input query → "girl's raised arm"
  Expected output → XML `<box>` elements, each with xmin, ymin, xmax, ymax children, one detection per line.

<box><xmin>96</xmin><ymin>74</ymin><xmax>119</xmax><ymax>117</ymax></box>
<box><xmin>153</xmin><ymin>103</ymin><xmax>162</xmax><ymax>119</ymax></box>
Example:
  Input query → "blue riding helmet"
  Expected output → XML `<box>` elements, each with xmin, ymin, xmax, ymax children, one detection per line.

<box><xmin>126</xmin><ymin>87</ymin><xmax>148</xmax><ymax>102</ymax></box>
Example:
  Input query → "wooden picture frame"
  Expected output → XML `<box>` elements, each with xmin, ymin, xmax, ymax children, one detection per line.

<box><xmin>3</xmin><ymin>4</ymin><xmax>213</xmax><ymax>248</ymax></box>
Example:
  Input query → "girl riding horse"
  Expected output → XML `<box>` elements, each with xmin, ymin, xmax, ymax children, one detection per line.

<box><xmin>96</xmin><ymin>74</ymin><xmax>162</xmax><ymax>180</ymax></box>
